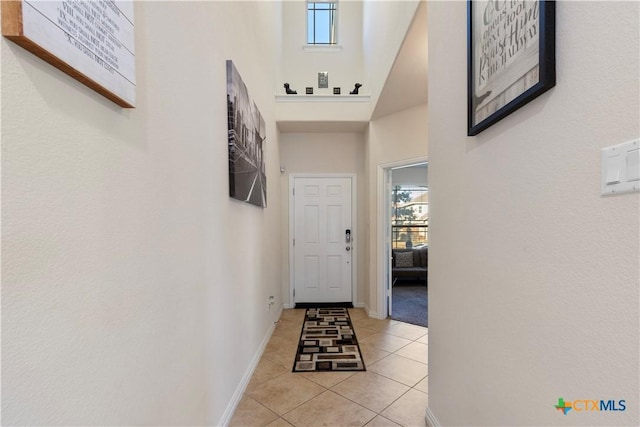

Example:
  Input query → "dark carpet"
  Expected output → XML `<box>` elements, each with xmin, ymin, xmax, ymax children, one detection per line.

<box><xmin>392</xmin><ymin>281</ymin><xmax>428</xmax><ymax>327</ymax></box>
<box><xmin>292</xmin><ymin>307</ymin><xmax>366</xmax><ymax>373</ymax></box>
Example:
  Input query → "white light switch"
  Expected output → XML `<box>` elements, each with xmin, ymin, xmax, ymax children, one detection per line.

<box><xmin>605</xmin><ymin>155</ymin><xmax>621</xmax><ymax>184</ymax></box>
<box><xmin>601</xmin><ymin>139</ymin><xmax>640</xmax><ymax>195</ymax></box>
<box><xmin>627</xmin><ymin>149</ymin><xmax>640</xmax><ymax>182</ymax></box>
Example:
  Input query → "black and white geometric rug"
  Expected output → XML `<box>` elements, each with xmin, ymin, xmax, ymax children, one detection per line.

<box><xmin>292</xmin><ymin>307</ymin><xmax>366</xmax><ymax>373</ymax></box>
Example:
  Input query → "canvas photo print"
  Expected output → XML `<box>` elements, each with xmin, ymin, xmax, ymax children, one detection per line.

<box><xmin>471</xmin><ymin>1</ymin><xmax>540</xmax><ymax>124</ymax></box>
<box><xmin>226</xmin><ymin>60</ymin><xmax>267</xmax><ymax>208</ymax></box>
<box><xmin>467</xmin><ymin>0</ymin><xmax>555</xmax><ymax>135</ymax></box>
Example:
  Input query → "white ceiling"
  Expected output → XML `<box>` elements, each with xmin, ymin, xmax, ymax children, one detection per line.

<box><xmin>371</xmin><ymin>1</ymin><xmax>428</xmax><ymax>120</ymax></box>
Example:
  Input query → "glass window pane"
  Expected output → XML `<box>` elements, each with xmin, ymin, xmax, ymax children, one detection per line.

<box><xmin>315</xmin><ymin>10</ymin><xmax>330</xmax><ymax>43</ymax></box>
<box><xmin>391</xmin><ymin>185</ymin><xmax>429</xmax><ymax>248</ymax></box>
<box><xmin>307</xmin><ymin>2</ymin><xmax>337</xmax><ymax>45</ymax></box>
<box><xmin>307</xmin><ymin>11</ymin><xmax>314</xmax><ymax>43</ymax></box>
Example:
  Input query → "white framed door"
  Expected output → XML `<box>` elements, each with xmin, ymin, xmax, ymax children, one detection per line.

<box><xmin>290</xmin><ymin>175</ymin><xmax>355</xmax><ymax>304</ymax></box>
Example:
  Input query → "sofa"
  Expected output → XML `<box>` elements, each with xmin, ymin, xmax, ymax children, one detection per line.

<box><xmin>392</xmin><ymin>246</ymin><xmax>428</xmax><ymax>284</ymax></box>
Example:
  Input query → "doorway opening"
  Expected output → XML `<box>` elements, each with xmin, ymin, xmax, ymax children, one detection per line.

<box><xmin>391</xmin><ymin>176</ymin><xmax>428</xmax><ymax>326</ymax></box>
<box><xmin>377</xmin><ymin>159</ymin><xmax>428</xmax><ymax>326</ymax></box>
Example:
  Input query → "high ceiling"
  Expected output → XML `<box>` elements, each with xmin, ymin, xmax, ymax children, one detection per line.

<box><xmin>372</xmin><ymin>1</ymin><xmax>428</xmax><ymax>120</ymax></box>
<box><xmin>277</xmin><ymin>1</ymin><xmax>428</xmax><ymax>133</ymax></box>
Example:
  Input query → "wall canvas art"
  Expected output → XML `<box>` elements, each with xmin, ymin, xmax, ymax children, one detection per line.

<box><xmin>467</xmin><ymin>0</ymin><xmax>555</xmax><ymax>136</ymax></box>
<box><xmin>227</xmin><ymin>60</ymin><xmax>267</xmax><ymax>207</ymax></box>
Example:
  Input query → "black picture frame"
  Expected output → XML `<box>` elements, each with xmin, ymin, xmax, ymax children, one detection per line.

<box><xmin>467</xmin><ymin>0</ymin><xmax>555</xmax><ymax>136</ymax></box>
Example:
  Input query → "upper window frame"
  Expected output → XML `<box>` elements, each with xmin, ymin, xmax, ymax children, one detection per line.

<box><xmin>306</xmin><ymin>1</ymin><xmax>338</xmax><ymax>46</ymax></box>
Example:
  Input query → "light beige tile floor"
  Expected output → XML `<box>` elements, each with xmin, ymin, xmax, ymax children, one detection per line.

<box><xmin>230</xmin><ymin>308</ymin><xmax>428</xmax><ymax>427</ymax></box>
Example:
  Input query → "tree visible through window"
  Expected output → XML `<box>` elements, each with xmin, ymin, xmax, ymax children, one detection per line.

<box><xmin>392</xmin><ymin>185</ymin><xmax>428</xmax><ymax>249</ymax></box>
<box><xmin>307</xmin><ymin>2</ymin><xmax>337</xmax><ymax>45</ymax></box>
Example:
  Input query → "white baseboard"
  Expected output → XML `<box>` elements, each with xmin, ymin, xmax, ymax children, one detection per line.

<box><xmin>282</xmin><ymin>303</ymin><xmax>293</xmax><ymax>309</ymax></box>
<box><xmin>425</xmin><ymin>406</ymin><xmax>440</xmax><ymax>427</ymax></box>
<box><xmin>363</xmin><ymin>305</ymin><xmax>384</xmax><ymax>319</ymax></box>
<box><xmin>363</xmin><ymin>305</ymin><xmax>387</xmax><ymax>320</ymax></box>
<box><xmin>217</xmin><ymin>306</ymin><xmax>282</xmax><ymax>426</ymax></box>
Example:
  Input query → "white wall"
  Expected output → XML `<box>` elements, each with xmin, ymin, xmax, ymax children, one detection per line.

<box><xmin>365</xmin><ymin>103</ymin><xmax>428</xmax><ymax>315</ymax></box>
<box><xmin>279</xmin><ymin>132</ymin><xmax>366</xmax><ymax>307</ymax></box>
<box><xmin>428</xmin><ymin>2</ymin><xmax>639</xmax><ymax>426</ymax></box>
<box><xmin>1</xmin><ymin>2</ymin><xmax>282</xmax><ymax>425</ymax></box>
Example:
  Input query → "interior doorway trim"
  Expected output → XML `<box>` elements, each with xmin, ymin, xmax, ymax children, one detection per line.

<box><xmin>376</xmin><ymin>156</ymin><xmax>428</xmax><ymax>319</ymax></box>
<box><xmin>288</xmin><ymin>173</ymin><xmax>358</xmax><ymax>307</ymax></box>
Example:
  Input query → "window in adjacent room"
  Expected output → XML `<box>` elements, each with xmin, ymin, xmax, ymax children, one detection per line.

<box><xmin>392</xmin><ymin>185</ymin><xmax>428</xmax><ymax>249</ymax></box>
<box><xmin>307</xmin><ymin>1</ymin><xmax>337</xmax><ymax>45</ymax></box>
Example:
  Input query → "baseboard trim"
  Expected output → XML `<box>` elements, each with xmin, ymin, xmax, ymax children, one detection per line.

<box><xmin>217</xmin><ymin>306</ymin><xmax>282</xmax><ymax>426</ymax></box>
<box><xmin>353</xmin><ymin>302</ymin><xmax>365</xmax><ymax>308</ymax></box>
<box><xmin>425</xmin><ymin>406</ymin><xmax>440</xmax><ymax>427</ymax></box>
<box><xmin>368</xmin><ymin>310</ymin><xmax>380</xmax><ymax>319</ymax></box>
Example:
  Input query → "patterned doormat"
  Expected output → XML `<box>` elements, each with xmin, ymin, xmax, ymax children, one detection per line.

<box><xmin>292</xmin><ymin>307</ymin><xmax>366</xmax><ymax>373</ymax></box>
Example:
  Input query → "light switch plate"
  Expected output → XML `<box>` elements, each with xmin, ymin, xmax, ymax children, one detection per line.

<box><xmin>601</xmin><ymin>139</ymin><xmax>640</xmax><ymax>195</ymax></box>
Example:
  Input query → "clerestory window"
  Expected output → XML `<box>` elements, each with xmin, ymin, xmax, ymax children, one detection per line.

<box><xmin>307</xmin><ymin>1</ymin><xmax>337</xmax><ymax>45</ymax></box>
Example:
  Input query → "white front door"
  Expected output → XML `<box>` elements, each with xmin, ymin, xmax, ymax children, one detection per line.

<box><xmin>292</xmin><ymin>177</ymin><xmax>353</xmax><ymax>304</ymax></box>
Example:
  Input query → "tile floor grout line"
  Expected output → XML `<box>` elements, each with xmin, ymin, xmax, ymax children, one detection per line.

<box><xmin>320</xmin><ymin>388</ymin><xmax>381</xmax><ymax>415</ymax></box>
<box><xmin>328</xmin><ymin>373</ymin><xmax>414</xmax><ymax>416</ymax></box>
<box><xmin>268</xmin><ymin>383</ymin><xmax>326</xmax><ymax>420</ymax></box>
<box><xmin>245</xmin><ymin>394</ymin><xmax>282</xmax><ymax>423</ymax></box>
<box><xmin>277</xmin><ymin>388</ymin><xmax>351</xmax><ymax>425</ymax></box>
<box><xmin>382</xmin><ymin>350</ymin><xmax>428</xmax><ymax>366</ymax></box>
<box><xmin>372</xmin><ymin>387</ymin><xmax>414</xmax><ymax>420</ymax></box>
<box><xmin>364</xmin><ymin>370</ymin><xmax>427</xmax><ymax>389</ymax></box>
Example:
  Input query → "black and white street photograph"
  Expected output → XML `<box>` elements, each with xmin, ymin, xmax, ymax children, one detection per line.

<box><xmin>227</xmin><ymin>60</ymin><xmax>267</xmax><ymax>207</ymax></box>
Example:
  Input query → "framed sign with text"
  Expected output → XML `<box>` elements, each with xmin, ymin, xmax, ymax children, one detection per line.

<box><xmin>2</xmin><ymin>0</ymin><xmax>135</xmax><ymax>108</ymax></box>
<box><xmin>467</xmin><ymin>0</ymin><xmax>555</xmax><ymax>136</ymax></box>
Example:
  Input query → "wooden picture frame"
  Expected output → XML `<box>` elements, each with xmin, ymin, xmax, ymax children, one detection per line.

<box><xmin>467</xmin><ymin>0</ymin><xmax>555</xmax><ymax>136</ymax></box>
<box><xmin>2</xmin><ymin>0</ymin><xmax>136</xmax><ymax>108</ymax></box>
